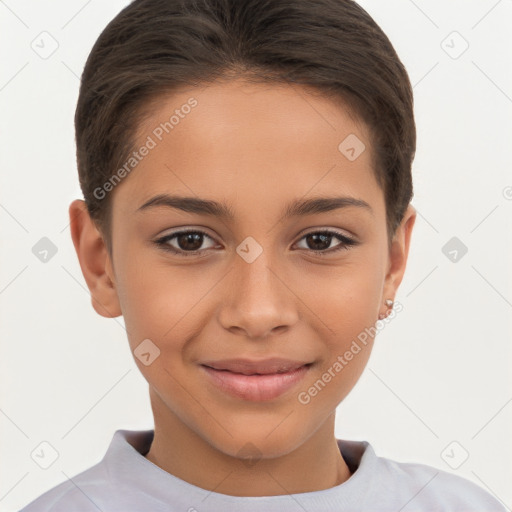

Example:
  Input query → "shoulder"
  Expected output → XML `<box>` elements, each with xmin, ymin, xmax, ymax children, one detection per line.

<box><xmin>18</xmin><ymin>462</ymin><xmax>113</xmax><ymax>512</ymax></box>
<box><xmin>371</xmin><ymin>451</ymin><xmax>507</xmax><ymax>511</ymax></box>
<box><xmin>18</xmin><ymin>429</ymin><xmax>158</xmax><ymax>512</ymax></box>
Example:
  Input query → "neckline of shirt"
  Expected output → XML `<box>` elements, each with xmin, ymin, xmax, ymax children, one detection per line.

<box><xmin>103</xmin><ymin>429</ymin><xmax>377</xmax><ymax>511</ymax></box>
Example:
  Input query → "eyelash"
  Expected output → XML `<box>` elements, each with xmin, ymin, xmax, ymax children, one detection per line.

<box><xmin>153</xmin><ymin>229</ymin><xmax>358</xmax><ymax>258</ymax></box>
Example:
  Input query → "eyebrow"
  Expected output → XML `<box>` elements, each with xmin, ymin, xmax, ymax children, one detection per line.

<box><xmin>136</xmin><ymin>193</ymin><xmax>373</xmax><ymax>220</ymax></box>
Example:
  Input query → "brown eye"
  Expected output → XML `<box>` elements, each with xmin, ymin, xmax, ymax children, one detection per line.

<box><xmin>154</xmin><ymin>230</ymin><xmax>217</xmax><ymax>256</ymax></box>
<box><xmin>295</xmin><ymin>230</ymin><xmax>358</xmax><ymax>256</ymax></box>
<box><xmin>304</xmin><ymin>232</ymin><xmax>332</xmax><ymax>251</ymax></box>
<box><xmin>174</xmin><ymin>232</ymin><xmax>204</xmax><ymax>251</ymax></box>
<box><xmin>153</xmin><ymin>228</ymin><xmax>358</xmax><ymax>258</ymax></box>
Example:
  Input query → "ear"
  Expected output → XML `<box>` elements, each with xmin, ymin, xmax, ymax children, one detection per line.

<box><xmin>68</xmin><ymin>199</ymin><xmax>122</xmax><ymax>318</ymax></box>
<box><xmin>381</xmin><ymin>204</ymin><xmax>416</xmax><ymax>312</ymax></box>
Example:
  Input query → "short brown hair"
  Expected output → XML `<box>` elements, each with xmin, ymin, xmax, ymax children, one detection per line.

<box><xmin>75</xmin><ymin>0</ymin><xmax>415</xmax><ymax>256</ymax></box>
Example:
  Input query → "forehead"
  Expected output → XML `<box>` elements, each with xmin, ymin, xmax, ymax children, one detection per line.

<box><xmin>114</xmin><ymin>78</ymin><xmax>383</xmax><ymax>220</ymax></box>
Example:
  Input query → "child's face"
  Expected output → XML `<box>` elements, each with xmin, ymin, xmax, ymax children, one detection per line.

<box><xmin>74</xmin><ymin>78</ymin><xmax>415</xmax><ymax>459</ymax></box>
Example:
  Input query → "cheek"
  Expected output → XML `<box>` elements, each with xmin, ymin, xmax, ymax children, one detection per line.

<box><xmin>113</xmin><ymin>254</ymin><xmax>172</xmax><ymax>347</ymax></box>
<box><xmin>115</xmin><ymin>257</ymin><xmax>210</xmax><ymax>358</ymax></box>
<box><xmin>300</xmin><ymin>256</ymin><xmax>384</xmax><ymax>336</ymax></box>
<box><xmin>298</xmin><ymin>256</ymin><xmax>384</xmax><ymax>390</ymax></box>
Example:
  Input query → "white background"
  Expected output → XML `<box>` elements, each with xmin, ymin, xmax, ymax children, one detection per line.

<box><xmin>1</xmin><ymin>1</ymin><xmax>511</xmax><ymax>510</ymax></box>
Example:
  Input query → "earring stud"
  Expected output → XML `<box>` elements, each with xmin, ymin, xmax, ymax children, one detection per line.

<box><xmin>378</xmin><ymin>299</ymin><xmax>394</xmax><ymax>320</ymax></box>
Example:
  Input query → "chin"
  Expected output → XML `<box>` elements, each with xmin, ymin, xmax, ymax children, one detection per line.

<box><xmin>201</xmin><ymin>418</ymin><xmax>306</xmax><ymax>461</ymax></box>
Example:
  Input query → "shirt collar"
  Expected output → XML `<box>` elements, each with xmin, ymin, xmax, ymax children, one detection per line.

<box><xmin>103</xmin><ymin>429</ymin><xmax>376</xmax><ymax>511</ymax></box>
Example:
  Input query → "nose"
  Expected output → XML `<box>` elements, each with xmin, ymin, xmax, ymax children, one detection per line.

<box><xmin>218</xmin><ymin>248</ymin><xmax>299</xmax><ymax>340</ymax></box>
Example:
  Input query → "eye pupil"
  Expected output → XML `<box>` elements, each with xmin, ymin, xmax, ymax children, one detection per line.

<box><xmin>306</xmin><ymin>233</ymin><xmax>331</xmax><ymax>251</ymax></box>
<box><xmin>178</xmin><ymin>232</ymin><xmax>203</xmax><ymax>251</ymax></box>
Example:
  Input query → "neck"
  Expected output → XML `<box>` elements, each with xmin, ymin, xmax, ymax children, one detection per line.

<box><xmin>144</xmin><ymin>391</ymin><xmax>352</xmax><ymax>497</ymax></box>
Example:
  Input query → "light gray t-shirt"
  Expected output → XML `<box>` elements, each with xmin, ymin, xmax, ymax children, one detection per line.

<box><xmin>19</xmin><ymin>429</ymin><xmax>507</xmax><ymax>511</ymax></box>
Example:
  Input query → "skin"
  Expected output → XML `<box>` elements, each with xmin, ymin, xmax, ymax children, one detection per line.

<box><xmin>69</xmin><ymin>78</ymin><xmax>416</xmax><ymax>497</ymax></box>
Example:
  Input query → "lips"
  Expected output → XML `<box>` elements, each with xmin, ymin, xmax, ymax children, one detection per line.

<box><xmin>201</xmin><ymin>357</ymin><xmax>311</xmax><ymax>375</ymax></box>
<box><xmin>199</xmin><ymin>358</ymin><xmax>313</xmax><ymax>401</ymax></box>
